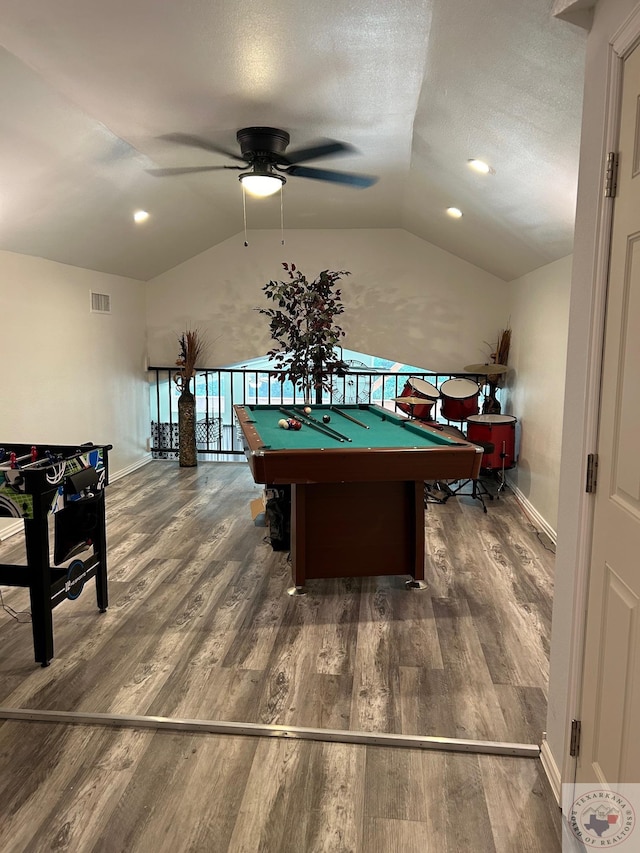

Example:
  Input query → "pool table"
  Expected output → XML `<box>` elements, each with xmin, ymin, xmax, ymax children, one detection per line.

<box><xmin>234</xmin><ymin>403</ymin><xmax>482</xmax><ymax>590</ymax></box>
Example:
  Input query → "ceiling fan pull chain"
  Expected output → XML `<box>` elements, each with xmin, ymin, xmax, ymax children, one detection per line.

<box><xmin>280</xmin><ymin>185</ymin><xmax>285</xmax><ymax>246</ymax></box>
<box><xmin>242</xmin><ymin>183</ymin><xmax>249</xmax><ymax>247</ymax></box>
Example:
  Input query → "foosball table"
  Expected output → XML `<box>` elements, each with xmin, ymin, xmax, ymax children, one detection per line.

<box><xmin>0</xmin><ymin>442</ymin><xmax>112</xmax><ymax>666</ymax></box>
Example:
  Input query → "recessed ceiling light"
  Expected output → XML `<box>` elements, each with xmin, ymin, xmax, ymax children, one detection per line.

<box><xmin>446</xmin><ymin>207</ymin><xmax>463</xmax><ymax>218</ymax></box>
<box><xmin>133</xmin><ymin>210</ymin><xmax>149</xmax><ymax>223</ymax></box>
<box><xmin>467</xmin><ymin>159</ymin><xmax>494</xmax><ymax>175</ymax></box>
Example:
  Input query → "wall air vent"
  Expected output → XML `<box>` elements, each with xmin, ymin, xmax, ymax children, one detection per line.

<box><xmin>90</xmin><ymin>291</ymin><xmax>111</xmax><ymax>314</ymax></box>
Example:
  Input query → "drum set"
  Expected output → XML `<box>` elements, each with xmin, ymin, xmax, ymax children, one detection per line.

<box><xmin>393</xmin><ymin>364</ymin><xmax>518</xmax><ymax>511</ymax></box>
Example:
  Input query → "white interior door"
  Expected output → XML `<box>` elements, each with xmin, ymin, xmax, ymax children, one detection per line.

<box><xmin>578</xmin><ymin>38</ymin><xmax>640</xmax><ymax>784</ymax></box>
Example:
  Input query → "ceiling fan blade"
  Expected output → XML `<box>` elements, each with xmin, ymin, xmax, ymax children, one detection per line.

<box><xmin>158</xmin><ymin>133</ymin><xmax>246</xmax><ymax>162</ymax></box>
<box><xmin>146</xmin><ymin>165</ymin><xmax>241</xmax><ymax>176</ymax></box>
<box><xmin>287</xmin><ymin>165</ymin><xmax>378</xmax><ymax>188</ymax></box>
<box><xmin>281</xmin><ymin>139</ymin><xmax>355</xmax><ymax>165</ymax></box>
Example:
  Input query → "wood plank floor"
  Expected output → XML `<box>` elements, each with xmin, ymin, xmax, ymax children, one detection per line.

<box><xmin>0</xmin><ymin>721</ymin><xmax>561</xmax><ymax>853</ymax></box>
<box><xmin>0</xmin><ymin>461</ymin><xmax>561</xmax><ymax>851</ymax></box>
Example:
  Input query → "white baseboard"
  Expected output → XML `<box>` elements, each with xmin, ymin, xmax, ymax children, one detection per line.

<box><xmin>0</xmin><ymin>519</ymin><xmax>24</xmax><ymax>542</ymax></box>
<box><xmin>109</xmin><ymin>453</ymin><xmax>153</xmax><ymax>483</ymax></box>
<box><xmin>540</xmin><ymin>736</ymin><xmax>562</xmax><ymax>805</ymax></box>
<box><xmin>0</xmin><ymin>453</ymin><xmax>153</xmax><ymax>542</ymax></box>
<box><xmin>506</xmin><ymin>488</ymin><xmax>560</xmax><ymax>805</ymax></box>
<box><xmin>505</xmin><ymin>477</ymin><xmax>557</xmax><ymax>545</ymax></box>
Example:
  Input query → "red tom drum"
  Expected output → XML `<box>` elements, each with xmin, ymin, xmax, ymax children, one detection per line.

<box><xmin>440</xmin><ymin>378</ymin><xmax>480</xmax><ymax>421</ymax></box>
<box><xmin>396</xmin><ymin>377</ymin><xmax>440</xmax><ymax>421</ymax></box>
<box><xmin>466</xmin><ymin>414</ymin><xmax>517</xmax><ymax>470</ymax></box>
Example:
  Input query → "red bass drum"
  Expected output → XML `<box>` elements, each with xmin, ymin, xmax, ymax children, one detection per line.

<box><xmin>466</xmin><ymin>414</ymin><xmax>517</xmax><ymax>470</ymax></box>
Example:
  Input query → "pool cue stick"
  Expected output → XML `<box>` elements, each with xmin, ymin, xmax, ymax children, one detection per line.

<box><xmin>281</xmin><ymin>407</ymin><xmax>346</xmax><ymax>442</ymax></box>
<box><xmin>289</xmin><ymin>406</ymin><xmax>352</xmax><ymax>442</ymax></box>
<box><xmin>328</xmin><ymin>406</ymin><xmax>370</xmax><ymax>429</ymax></box>
<box><xmin>278</xmin><ymin>407</ymin><xmax>347</xmax><ymax>443</ymax></box>
<box><xmin>286</xmin><ymin>406</ymin><xmax>351</xmax><ymax>442</ymax></box>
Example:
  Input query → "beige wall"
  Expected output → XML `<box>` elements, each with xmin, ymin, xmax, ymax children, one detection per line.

<box><xmin>146</xmin><ymin>229</ymin><xmax>510</xmax><ymax>374</ymax></box>
<box><xmin>0</xmin><ymin>250</ymin><xmax>149</xmax><ymax>536</ymax></box>
<box><xmin>507</xmin><ymin>255</ymin><xmax>572</xmax><ymax>535</ymax></box>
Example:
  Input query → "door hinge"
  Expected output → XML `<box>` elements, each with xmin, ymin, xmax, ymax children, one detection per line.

<box><xmin>605</xmin><ymin>152</ymin><xmax>618</xmax><ymax>198</ymax></box>
<box><xmin>586</xmin><ymin>453</ymin><xmax>598</xmax><ymax>493</ymax></box>
<box><xmin>570</xmin><ymin>718</ymin><xmax>581</xmax><ymax>757</ymax></box>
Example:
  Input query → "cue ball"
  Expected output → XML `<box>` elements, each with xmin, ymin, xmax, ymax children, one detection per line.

<box><xmin>304</xmin><ymin>406</ymin><xmax>312</xmax><ymax>414</ymax></box>
<box><xmin>322</xmin><ymin>414</ymin><xmax>331</xmax><ymax>423</ymax></box>
<box><xmin>278</xmin><ymin>418</ymin><xmax>289</xmax><ymax>429</ymax></box>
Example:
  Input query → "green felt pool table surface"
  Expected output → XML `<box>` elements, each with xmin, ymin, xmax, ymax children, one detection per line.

<box><xmin>235</xmin><ymin>403</ymin><xmax>482</xmax><ymax>486</ymax></box>
<box><xmin>240</xmin><ymin>403</ymin><xmax>458</xmax><ymax>450</ymax></box>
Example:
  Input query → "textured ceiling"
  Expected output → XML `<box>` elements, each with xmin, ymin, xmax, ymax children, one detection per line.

<box><xmin>0</xmin><ymin>0</ymin><xmax>587</xmax><ymax>282</ymax></box>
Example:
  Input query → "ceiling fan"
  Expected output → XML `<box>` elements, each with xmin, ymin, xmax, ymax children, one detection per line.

<box><xmin>147</xmin><ymin>127</ymin><xmax>378</xmax><ymax>195</ymax></box>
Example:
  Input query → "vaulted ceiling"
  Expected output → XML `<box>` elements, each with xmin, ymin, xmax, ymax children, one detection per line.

<box><xmin>0</xmin><ymin>0</ymin><xmax>587</xmax><ymax>282</ymax></box>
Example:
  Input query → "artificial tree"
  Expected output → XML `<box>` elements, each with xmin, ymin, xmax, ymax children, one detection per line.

<box><xmin>257</xmin><ymin>262</ymin><xmax>350</xmax><ymax>403</ymax></box>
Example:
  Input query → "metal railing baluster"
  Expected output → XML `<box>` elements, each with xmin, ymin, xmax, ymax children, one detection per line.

<box><xmin>146</xmin><ymin>366</ymin><xmax>488</xmax><ymax>459</ymax></box>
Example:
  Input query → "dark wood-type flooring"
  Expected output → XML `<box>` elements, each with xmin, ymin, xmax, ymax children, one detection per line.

<box><xmin>0</xmin><ymin>461</ymin><xmax>561</xmax><ymax>852</ymax></box>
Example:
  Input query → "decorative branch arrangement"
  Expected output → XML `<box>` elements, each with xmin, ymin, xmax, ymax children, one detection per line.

<box><xmin>173</xmin><ymin>329</ymin><xmax>207</xmax><ymax>393</ymax></box>
<box><xmin>490</xmin><ymin>327</ymin><xmax>511</xmax><ymax>382</ymax></box>
<box><xmin>257</xmin><ymin>262</ymin><xmax>350</xmax><ymax>403</ymax></box>
<box><xmin>484</xmin><ymin>326</ymin><xmax>512</xmax><ymax>414</ymax></box>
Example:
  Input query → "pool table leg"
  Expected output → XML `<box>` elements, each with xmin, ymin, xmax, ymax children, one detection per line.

<box><xmin>290</xmin><ymin>483</ymin><xmax>307</xmax><ymax>589</ymax></box>
<box><xmin>410</xmin><ymin>479</ymin><xmax>426</xmax><ymax>585</ymax></box>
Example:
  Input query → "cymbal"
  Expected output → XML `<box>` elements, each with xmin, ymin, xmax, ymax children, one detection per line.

<box><xmin>464</xmin><ymin>363</ymin><xmax>509</xmax><ymax>375</ymax></box>
<box><xmin>393</xmin><ymin>395</ymin><xmax>434</xmax><ymax>405</ymax></box>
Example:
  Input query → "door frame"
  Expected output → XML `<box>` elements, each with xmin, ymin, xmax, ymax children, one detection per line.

<box><xmin>558</xmin><ymin>4</ymin><xmax>640</xmax><ymax>795</ymax></box>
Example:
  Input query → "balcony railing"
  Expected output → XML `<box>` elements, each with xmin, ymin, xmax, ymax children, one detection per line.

<box><xmin>148</xmin><ymin>366</ymin><xmax>488</xmax><ymax>460</ymax></box>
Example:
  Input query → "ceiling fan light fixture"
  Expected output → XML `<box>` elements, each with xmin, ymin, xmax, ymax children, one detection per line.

<box><xmin>446</xmin><ymin>207</ymin><xmax>463</xmax><ymax>218</ymax></box>
<box><xmin>239</xmin><ymin>171</ymin><xmax>286</xmax><ymax>197</ymax></box>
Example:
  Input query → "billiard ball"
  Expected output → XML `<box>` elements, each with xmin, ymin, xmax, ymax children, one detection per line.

<box><xmin>322</xmin><ymin>414</ymin><xmax>331</xmax><ymax>423</ymax></box>
<box><xmin>278</xmin><ymin>418</ymin><xmax>289</xmax><ymax>429</ymax></box>
<box><xmin>303</xmin><ymin>406</ymin><xmax>312</xmax><ymax>414</ymax></box>
<box><xmin>289</xmin><ymin>419</ymin><xmax>302</xmax><ymax>431</ymax></box>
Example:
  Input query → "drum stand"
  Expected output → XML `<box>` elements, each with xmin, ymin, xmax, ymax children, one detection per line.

<box><xmin>445</xmin><ymin>474</ymin><xmax>493</xmax><ymax>513</ymax></box>
<box><xmin>495</xmin><ymin>441</ymin><xmax>512</xmax><ymax>493</ymax></box>
<box><xmin>483</xmin><ymin>443</ymin><xmax>511</xmax><ymax>494</ymax></box>
<box><xmin>425</xmin><ymin>440</ymin><xmax>496</xmax><ymax>513</ymax></box>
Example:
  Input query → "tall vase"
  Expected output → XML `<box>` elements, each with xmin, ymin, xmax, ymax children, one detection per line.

<box><xmin>178</xmin><ymin>384</ymin><xmax>197</xmax><ymax>467</ymax></box>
